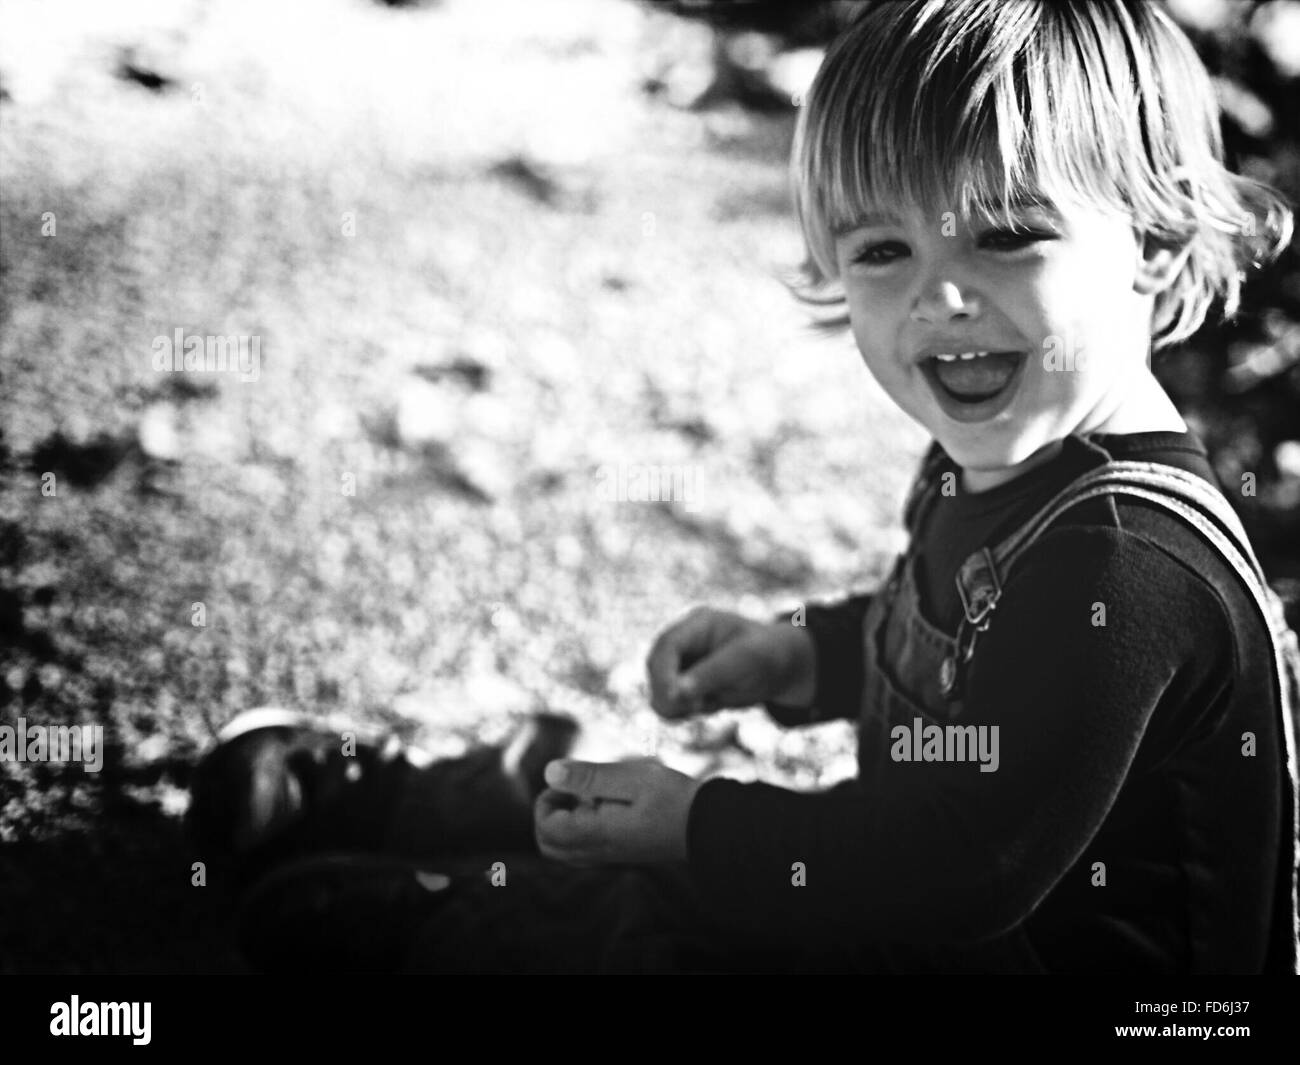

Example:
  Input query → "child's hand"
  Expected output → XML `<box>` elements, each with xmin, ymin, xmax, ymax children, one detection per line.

<box><xmin>533</xmin><ymin>758</ymin><xmax>703</xmax><ymax>866</ymax></box>
<box><xmin>645</xmin><ymin>606</ymin><xmax>815</xmax><ymax>719</ymax></box>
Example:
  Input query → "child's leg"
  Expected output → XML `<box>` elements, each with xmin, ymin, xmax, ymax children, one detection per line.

<box><xmin>398</xmin><ymin>859</ymin><xmax>744</xmax><ymax>974</ymax></box>
<box><xmin>238</xmin><ymin>846</ymin><xmax>1044</xmax><ymax>974</ymax></box>
<box><xmin>398</xmin><ymin>858</ymin><xmax>887</xmax><ymax>974</ymax></box>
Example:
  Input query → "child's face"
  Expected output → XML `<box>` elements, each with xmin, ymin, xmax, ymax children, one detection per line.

<box><xmin>834</xmin><ymin>194</ymin><xmax>1160</xmax><ymax>486</ymax></box>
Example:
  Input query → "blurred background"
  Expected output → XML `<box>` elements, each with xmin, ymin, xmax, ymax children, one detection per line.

<box><xmin>0</xmin><ymin>0</ymin><xmax>1296</xmax><ymax>972</ymax></box>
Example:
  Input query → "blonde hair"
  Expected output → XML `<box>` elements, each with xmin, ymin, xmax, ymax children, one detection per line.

<box><xmin>788</xmin><ymin>0</ymin><xmax>1293</xmax><ymax>349</ymax></box>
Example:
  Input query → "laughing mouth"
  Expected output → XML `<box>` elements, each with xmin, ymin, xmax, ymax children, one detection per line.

<box><xmin>922</xmin><ymin>350</ymin><xmax>1024</xmax><ymax>402</ymax></box>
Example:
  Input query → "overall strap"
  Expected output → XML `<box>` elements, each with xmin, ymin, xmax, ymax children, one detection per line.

<box><xmin>950</xmin><ymin>461</ymin><xmax>1275</xmax><ymax>667</ymax></box>
<box><xmin>993</xmin><ymin>461</ymin><xmax>1266</xmax><ymax>585</ymax></box>
<box><xmin>952</xmin><ymin>459</ymin><xmax>1299</xmax><ymax>973</ymax></box>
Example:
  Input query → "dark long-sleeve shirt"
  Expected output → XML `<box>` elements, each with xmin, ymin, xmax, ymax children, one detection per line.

<box><xmin>685</xmin><ymin>431</ymin><xmax>1287</xmax><ymax>972</ymax></box>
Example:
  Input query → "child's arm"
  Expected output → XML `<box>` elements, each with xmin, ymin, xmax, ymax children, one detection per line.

<box><xmin>682</xmin><ymin>526</ymin><xmax>1243</xmax><ymax>950</ymax></box>
<box><xmin>645</xmin><ymin>607</ymin><xmax>817</xmax><ymax>718</ymax></box>
<box><xmin>644</xmin><ymin>596</ymin><xmax>875</xmax><ymax>725</ymax></box>
<box><xmin>535</xmin><ymin>758</ymin><xmax>702</xmax><ymax>866</ymax></box>
<box><xmin>765</xmin><ymin>593</ymin><xmax>874</xmax><ymax>727</ymax></box>
<box><xmin>537</xmin><ymin>590</ymin><xmax>876</xmax><ymax>865</ymax></box>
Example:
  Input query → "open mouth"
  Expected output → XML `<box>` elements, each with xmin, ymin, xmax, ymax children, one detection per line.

<box><xmin>919</xmin><ymin>350</ymin><xmax>1026</xmax><ymax>422</ymax></box>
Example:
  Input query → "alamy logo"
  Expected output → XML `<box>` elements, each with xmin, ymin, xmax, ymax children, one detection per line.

<box><xmin>0</xmin><ymin>717</ymin><xmax>104</xmax><ymax>772</ymax></box>
<box><xmin>890</xmin><ymin>716</ymin><xmax>1000</xmax><ymax>773</ymax></box>
<box><xmin>50</xmin><ymin>997</ymin><xmax>151</xmax><ymax>1045</ymax></box>
<box><xmin>594</xmin><ymin>463</ymin><xmax>702</xmax><ymax>511</ymax></box>
<box><xmin>151</xmin><ymin>328</ymin><xmax>261</xmax><ymax>382</ymax></box>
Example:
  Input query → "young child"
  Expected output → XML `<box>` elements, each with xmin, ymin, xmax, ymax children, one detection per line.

<box><xmin>530</xmin><ymin>0</ymin><xmax>1299</xmax><ymax>974</ymax></box>
<box><xmin>196</xmin><ymin>0</ymin><xmax>1299</xmax><ymax>974</ymax></box>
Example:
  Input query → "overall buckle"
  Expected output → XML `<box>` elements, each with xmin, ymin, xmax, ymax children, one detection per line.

<box><xmin>956</xmin><ymin>547</ymin><xmax>1002</xmax><ymax>628</ymax></box>
<box><xmin>941</xmin><ymin>549</ymin><xmax>1003</xmax><ymax>700</ymax></box>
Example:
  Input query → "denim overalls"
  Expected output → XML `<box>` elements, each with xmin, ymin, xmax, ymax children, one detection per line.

<box><xmin>853</xmin><ymin>441</ymin><xmax>1300</xmax><ymax>974</ymax></box>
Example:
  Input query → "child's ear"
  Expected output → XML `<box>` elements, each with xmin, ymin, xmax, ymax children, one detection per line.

<box><xmin>1133</xmin><ymin>232</ymin><xmax>1193</xmax><ymax>296</ymax></box>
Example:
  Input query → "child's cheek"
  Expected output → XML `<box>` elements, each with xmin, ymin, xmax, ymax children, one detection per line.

<box><xmin>844</xmin><ymin>272</ymin><xmax>913</xmax><ymax>348</ymax></box>
<box><xmin>1008</xmin><ymin>257</ymin><xmax>1106</xmax><ymax>358</ymax></box>
<box><xmin>842</xmin><ymin>284</ymin><xmax>889</xmax><ymax>350</ymax></box>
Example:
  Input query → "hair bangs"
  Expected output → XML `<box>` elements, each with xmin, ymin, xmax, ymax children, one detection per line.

<box><xmin>797</xmin><ymin>3</ymin><xmax>1154</xmax><ymax>279</ymax></box>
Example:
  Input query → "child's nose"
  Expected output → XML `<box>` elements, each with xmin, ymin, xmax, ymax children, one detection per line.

<box><xmin>909</xmin><ymin>278</ymin><xmax>982</xmax><ymax>324</ymax></box>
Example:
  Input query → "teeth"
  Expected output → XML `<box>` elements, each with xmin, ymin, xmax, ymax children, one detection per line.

<box><xmin>932</xmin><ymin>351</ymin><xmax>988</xmax><ymax>362</ymax></box>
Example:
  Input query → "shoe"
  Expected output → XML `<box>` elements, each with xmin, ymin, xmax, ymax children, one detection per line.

<box><xmin>189</xmin><ymin>708</ymin><xmax>408</xmax><ymax>880</ymax></box>
<box><xmin>189</xmin><ymin>707</ymin><xmax>580</xmax><ymax>883</ymax></box>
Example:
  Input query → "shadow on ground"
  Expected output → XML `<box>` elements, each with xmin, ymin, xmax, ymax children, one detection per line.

<box><xmin>0</xmin><ymin>762</ymin><xmax>246</xmax><ymax>974</ymax></box>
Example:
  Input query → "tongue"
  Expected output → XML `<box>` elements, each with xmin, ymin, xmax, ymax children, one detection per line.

<box><xmin>933</xmin><ymin>352</ymin><xmax>1020</xmax><ymax>398</ymax></box>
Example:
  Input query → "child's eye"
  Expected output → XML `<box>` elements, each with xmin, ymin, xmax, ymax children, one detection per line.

<box><xmin>848</xmin><ymin>240</ymin><xmax>909</xmax><ymax>266</ymax></box>
<box><xmin>979</xmin><ymin>227</ymin><xmax>1057</xmax><ymax>251</ymax></box>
